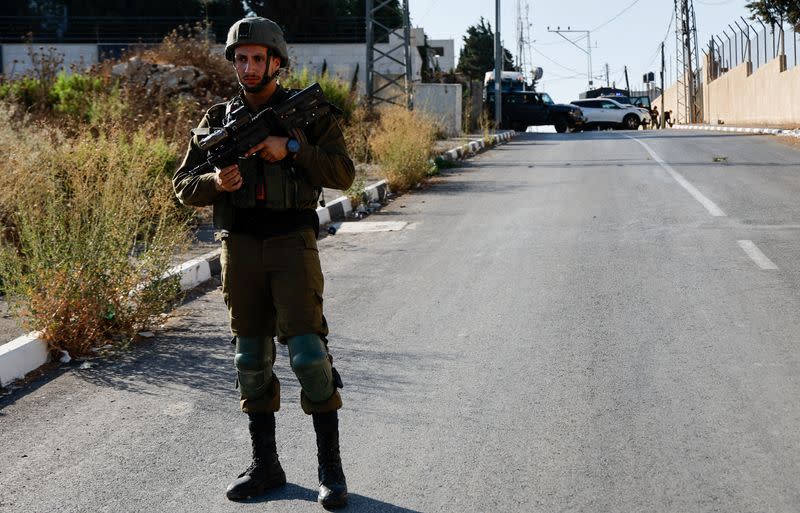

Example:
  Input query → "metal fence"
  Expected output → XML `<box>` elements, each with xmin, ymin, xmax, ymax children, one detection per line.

<box><xmin>707</xmin><ymin>18</ymin><xmax>799</xmax><ymax>80</ymax></box>
<box><xmin>0</xmin><ymin>16</ymin><xmax>368</xmax><ymax>44</ymax></box>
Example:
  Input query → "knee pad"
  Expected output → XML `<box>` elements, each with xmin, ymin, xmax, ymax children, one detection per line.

<box><xmin>287</xmin><ymin>334</ymin><xmax>334</xmax><ymax>403</ymax></box>
<box><xmin>234</xmin><ymin>336</ymin><xmax>274</xmax><ymax>399</ymax></box>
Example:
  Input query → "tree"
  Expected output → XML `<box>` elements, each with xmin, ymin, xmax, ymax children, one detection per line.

<box><xmin>456</xmin><ymin>17</ymin><xmax>515</xmax><ymax>80</ymax></box>
<box><xmin>746</xmin><ymin>0</ymin><xmax>800</xmax><ymax>29</ymax></box>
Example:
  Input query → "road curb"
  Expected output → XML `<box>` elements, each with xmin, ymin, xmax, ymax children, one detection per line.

<box><xmin>0</xmin><ymin>331</ymin><xmax>48</xmax><ymax>388</ymax></box>
<box><xmin>0</xmin><ymin>249</ymin><xmax>226</xmax><ymax>387</ymax></box>
<box><xmin>672</xmin><ymin>124</ymin><xmax>800</xmax><ymax>137</ymax></box>
<box><xmin>0</xmin><ymin>132</ymin><xmax>514</xmax><ymax>388</ymax></box>
<box><xmin>316</xmin><ymin>179</ymin><xmax>390</xmax><ymax>226</ymax></box>
<box><xmin>439</xmin><ymin>130</ymin><xmax>515</xmax><ymax>162</ymax></box>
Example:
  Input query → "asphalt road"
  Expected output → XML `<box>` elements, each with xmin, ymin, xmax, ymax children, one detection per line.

<box><xmin>2</xmin><ymin>130</ymin><xmax>800</xmax><ymax>512</ymax></box>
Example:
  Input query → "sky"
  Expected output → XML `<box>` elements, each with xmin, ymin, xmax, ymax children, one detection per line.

<box><xmin>410</xmin><ymin>0</ymin><xmax>751</xmax><ymax>103</ymax></box>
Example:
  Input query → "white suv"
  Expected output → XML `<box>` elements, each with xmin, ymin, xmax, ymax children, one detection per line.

<box><xmin>570</xmin><ymin>98</ymin><xmax>651</xmax><ymax>130</ymax></box>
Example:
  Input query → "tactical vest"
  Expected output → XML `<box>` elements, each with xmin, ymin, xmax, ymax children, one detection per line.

<box><xmin>218</xmin><ymin>94</ymin><xmax>321</xmax><ymax>212</ymax></box>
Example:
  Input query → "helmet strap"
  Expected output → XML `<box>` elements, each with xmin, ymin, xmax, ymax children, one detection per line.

<box><xmin>239</xmin><ymin>48</ymin><xmax>282</xmax><ymax>94</ymax></box>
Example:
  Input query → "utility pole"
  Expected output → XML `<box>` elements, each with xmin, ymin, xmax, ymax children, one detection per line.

<box><xmin>494</xmin><ymin>0</ymin><xmax>502</xmax><ymax>127</ymax></box>
<box><xmin>547</xmin><ymin>26</ymin><xmax>594</xmax><ymax>90</ymax></box>
<box><xmin>605</xmin><ymin>63</ymin><xmax>610</xmax><ymax>87</ymax></box>
<box><xmin>624</xmin><ymin>66</ymin><xmax>630</xmax><ymax>94</ymax></box>
<box><xmin>660</xmin><ymin>42</ymin><xmax>665</xmax><ymax>128</ymax></box>
<box><xmin>675</xmin><ymin>0</ymin><xmax>700</xmax><ymax>123</ymax></box>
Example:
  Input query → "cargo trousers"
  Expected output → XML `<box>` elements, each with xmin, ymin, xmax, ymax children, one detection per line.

<box><xmin>221</xmin><ymin>227</ymin><xmax>342</xmax><ymax>414</ymax></box>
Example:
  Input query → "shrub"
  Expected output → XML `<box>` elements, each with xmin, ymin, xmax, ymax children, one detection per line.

<box><xmin>0</xmin><ymin>76</ymin><xmax>53</xmax><ymax>110</ymax></box>
<box><xmin>0</xmin><ymin>45</ymin><xmax>65</xmax><ymax>115</ymax></box>
<box><xmin>0</xmin><ymin>113</ymin><xmax>188</xmax><ymax>357</ymax></box>
<box><xmin>370</xmin><ymin>106</ymin><xmax>437</xmax><ymax>191</ymax></box>
<box><xmin>342</xmin><ymin>104</ymin><xmax>376</xmax><ymax>163</ymax></box>
<box><xmin>282</xmin><ymin>68</ymin><xmax>356</xmax><ymax>122</ymax></box>
<box><xmin>51</xmin><ymin>71</ymin><xmax>106</xmax><ymax>119</ymax></box>
<box><xmin>344</xmin><ymin>173</ymin><xmax>366</xmax><ymax>208</ymax></box>
<box><xmin>479</xmin><ymin>110</ymin><xmax>495</xmax><ymax>145</ymax></box>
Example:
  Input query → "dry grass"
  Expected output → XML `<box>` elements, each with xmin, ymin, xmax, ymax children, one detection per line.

<box><xmin>343</xmin><ymin>104</ymin><xmax>377</xmax><ymax>163</ymax></box>
<box><xmin>479</xmin><ymin>110</ymin><xmax>495</xmax><ymax>145</ymax></box>
<box><xmin>370</xmin><ymin>106</ymin><xmax>437</xmax><ymax>191</ymax></box>
<box><xmin>0</xmin><ymin>105</ymin><xmax>188</xmax><ymax>357</ymax></box>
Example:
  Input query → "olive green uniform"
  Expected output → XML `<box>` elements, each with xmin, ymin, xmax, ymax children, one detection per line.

<box><xmin>173</xmin><ymin>86</ymin><xmax>355</xmax><ymax>415</ymax></box>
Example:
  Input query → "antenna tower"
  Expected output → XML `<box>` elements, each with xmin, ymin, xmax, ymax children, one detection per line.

<box><xmin>515</xmin><ymin>0</ymin><xmax>534</xmax><ymax>80</ymax></box>
<box><xmin>675</xmin><ymin>0</ymin><xmax>701</xmax><ymax>123</ymax></box>
<box><xmin>366</xmin><ymin>0</ymin><xmax>412</xmax><ymax>110</ymax></box>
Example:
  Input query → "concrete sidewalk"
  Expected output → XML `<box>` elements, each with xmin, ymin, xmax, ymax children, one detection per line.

<box><xmin>0</xmin><ymin>130</ymin><xmax>515</xmax><ymax>389</ymax></box>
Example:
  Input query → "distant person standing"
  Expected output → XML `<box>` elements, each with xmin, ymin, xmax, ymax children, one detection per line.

<box><xmin>664</xmin><ymin>110</ymin><xmax>673</xmax><ymax>127</ymax></box>
<box><xmin>651</xmin><ymin>105</ymin><xmax>660</xmax><ymax>129</ymax></box>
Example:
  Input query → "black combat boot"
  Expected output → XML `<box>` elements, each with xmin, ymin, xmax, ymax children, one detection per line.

<box><xmin>313</xmin><ymin>411</ymin><xmax>348</xmax><ymax>508</ymax></box>
<box><xmin>226</xmin><ymin>412</ymin><xmax>287</xmax><ymax>501</ymax></box>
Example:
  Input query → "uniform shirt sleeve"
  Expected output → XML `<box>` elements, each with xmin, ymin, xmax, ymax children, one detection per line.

<box><xmin>172</xmin><ymin>109</ymin><xmax>223</xmax><ymax>207</ymax></box>
<box><xmin>293</xmin><ymin>114</ymin><xmax>355</xmax><ymax>191</ymax></box>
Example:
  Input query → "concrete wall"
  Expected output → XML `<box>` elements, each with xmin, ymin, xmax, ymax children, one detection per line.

<box><xmin>704</xmin><ymin>57</ymin><xmax>800</xmax><ymax>126</ymax></box>
<box><xmin>414</xmin><ymin>83</ymin><xmax>462</xmax><ymax>136</ymax></box>
<box><xmin>654</xmin><ymin>54</ymin><xmax>800</xmax><ymax>126</ymax></box>
<box><xmin>427</xmin><ymin>39</ymin><xmax>455</xmax><ymax>73</ymax></box>
<box><xmin>289</xmin><ymin>43</ymin><xmax>363</xmax><ymax>86</ymax></box>
<box><xmin>654</xmin><ymin>81</ymin><xmax>679</xmax><ymax>120</ymax></box>
<box><xmin>2</xmin><ymin>44</ymin><xmax>98</xmax><ymax>77</ymax></box>
<box><xmin>266</xmin><ymin>29</ymin><xmax>436</xmax><ymax>96</ymax></box>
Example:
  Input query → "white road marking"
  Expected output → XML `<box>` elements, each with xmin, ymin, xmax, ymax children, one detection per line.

<box><xmin>737</xmin><ymin>240</ymin><xmax>779</xmax><ymax>270</ymax></box>
<box><xmin>333</xmin><ymin>221</ymin><xmax>408</xmax><ymax>234</ymax></box>
<box><xmin>628</xmin><ymin>136</ymin><xmax>727</xmax><ymax>217</ymax></box>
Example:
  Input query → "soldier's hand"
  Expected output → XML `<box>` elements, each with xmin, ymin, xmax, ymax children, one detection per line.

<box><xmin>214</xmin><ymin>163</ymin><xmax>243</xmax><ymax>192</ymax></box>
<box><xmin>246</xmin><ymin>136</ymin><xmax>288</xmax><ymax>163</ymax></box>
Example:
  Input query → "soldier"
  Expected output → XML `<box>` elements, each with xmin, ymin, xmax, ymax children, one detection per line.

<box><xmin>172</xmin><ymin>16</ymin><xmax>355</xmax><ymax>508</ymax></box>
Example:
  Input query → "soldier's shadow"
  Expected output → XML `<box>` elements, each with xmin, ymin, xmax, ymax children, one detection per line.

<box><xmin>247</xmin><ymin>483</ymin><xmax>423</xmax><ymax>512</ymax></box>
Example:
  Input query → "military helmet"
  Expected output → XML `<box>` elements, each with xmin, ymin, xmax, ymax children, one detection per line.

<box><xmin>225</xmin><ymin>17</ymin><xmax>289</xmax><ymax>67</ymax></box>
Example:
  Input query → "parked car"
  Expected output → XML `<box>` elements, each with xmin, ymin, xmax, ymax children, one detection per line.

<box><xmin>598</xmin><ymin>95</ymin><xmax>652</xmax><ymax>109</ymax></box>
<box><xmin>570</xmin><ymin>98</ymin><xmax>651</xmax><ymax>130</ymax></box>
<box><xmin>487</xmin><ymin>91</ymin><xmax>586</xmax><ymax>133</ymax></box>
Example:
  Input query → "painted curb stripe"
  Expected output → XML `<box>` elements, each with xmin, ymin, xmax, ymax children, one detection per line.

<box><xmin>672</xmin><ymin>124</ymin><xmax>800</xmax><ymax>137</ymax></box>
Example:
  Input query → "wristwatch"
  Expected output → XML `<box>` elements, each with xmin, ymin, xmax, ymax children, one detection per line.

<box><xmin>286</xmin><ymin>138</ymin><xmax>301</xmax><ymax>154</ymax></box>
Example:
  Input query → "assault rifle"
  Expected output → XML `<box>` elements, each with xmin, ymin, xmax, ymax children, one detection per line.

<box><xmin>188</xmin><ymin>82</ymin><xmax>332</xmax><ymax>176</ymax></box>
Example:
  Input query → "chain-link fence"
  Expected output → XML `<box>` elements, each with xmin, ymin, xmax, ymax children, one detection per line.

<box><xmin>707</xmin><ymin>18</ymin><xmax>798</xmax><ymax>81</ymax></box>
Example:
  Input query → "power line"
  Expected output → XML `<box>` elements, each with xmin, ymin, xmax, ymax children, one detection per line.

<box><xmin>591</xmin><ymin>0</ymin><xmax>644</xmax><ymax>32</ymax></box>
<box><xmin>547</xmin><ymin>72</ymin><xmax>585</xmax><ymax>79</ymax></box>
<box><xmin>531</xmin><ymin>45</ymin><xmax>584</xmax><ymax>75</ymax></box>
<box><xmin>645</xmin><ymin>9</ymin><xmax>675</xmax><ymax>69</ymax></box>
<box><xmin>534</xmin><ymin>0</ymin><xmax>646</xmax><ymax>50</ymax></box>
